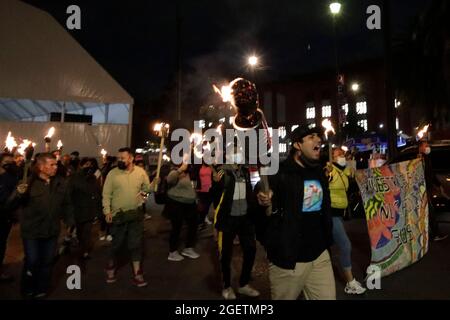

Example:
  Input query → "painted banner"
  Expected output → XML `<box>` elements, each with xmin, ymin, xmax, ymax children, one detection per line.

<box><xmin>355</xmin><ymin>158</ymin><xmax>429</xmax><ymax>277</ymax></box>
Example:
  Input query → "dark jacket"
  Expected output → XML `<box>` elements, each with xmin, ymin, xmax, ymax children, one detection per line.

<box><xmin>67</xmin><ymin>171</ymin><xmax>102</xmax><ymax>223</ymax></box>
<box><xmin>264</xmin><ymin>157</ymin><xmax>333</xmax><ymax>270</ymax></box>
<box><xmin>19</xmin><ymin>175</ymin><xmax>72</xmax><ymax>239</ymax></box>
<box><xmin>0</xmin><ymin>172</ymin><xmax>19</xmax><ymax>222</ymax></box>
<box><xmin>214</xmin><ymin>165</ymin><xmax>260</xmax><ymax>233</ymax></box>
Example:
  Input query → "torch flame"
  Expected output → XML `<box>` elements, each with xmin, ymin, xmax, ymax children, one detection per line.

<box><xmin>154</xmin><ymin>122</ymin><xmax>170</xmax><ymax>133</ymax></box>
<box><xmin>101</xmin><ymin>149</ymin><xmax>107</xmax><ymax>157</ymax></box>
<box><xmin>213</xmin><ymin>84</ymin><xmax>232</xmax><ymax>103</ymax></box>
<box><xmin>17</xmin><ymin>139</ymin><xmax>34</xmax><ymax>156</ymax></box>
<box><xmin>417</xmin><ymin>124</ymin><xmax>430</xmax><ymax>140</ymax></box>
<box><xmin>45</xmin><ymin>127</ymin><xmax>55</xmax><ymax>139</ymax></box>
<box><xmin>321</xmin><ymin>119</ymin><xmax>336</xmax><ymax>140</ymax></box>
<box><xmin>57</xmin><ymin>140</ymin><xmax>63</xmax><ymax>149</ymax></box>
<box><xmin>5</xmin><ymin>132</ymin><xmax>17</xmax><ymax>152</ymax></box>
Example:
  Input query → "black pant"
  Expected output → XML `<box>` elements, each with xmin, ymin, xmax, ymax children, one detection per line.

<box><xmin>76</xmin><ymin>220</ymin><xmax>93</xmax><ymax>254</ymax></box>
<box><xmin>166</xmin><ymin>200</ymin><xmax>198</xmax><ymax>252</ymax></box>
<box><xmin>21</xmin><ymin>237</ymin><xmax>58</xmax><ymax>296</ymax></box>
<box><xmin>197</xmin><ymin>192</ymin><xmax>213</xmax><ymax>222</ymax></box>
<box><xmin>99</xmin><ymin>214</ymin><xmax>111</xmax><ymax>235</ymax></box>
<box><xmin>0</xmin><ymin>221</ymin><xmax>12</xmax><ymax>268</ymax></box>
<box><xmin>219</xmin><ymin>216</ymin><xmax>256</xmax><ymax>288</ymax></box>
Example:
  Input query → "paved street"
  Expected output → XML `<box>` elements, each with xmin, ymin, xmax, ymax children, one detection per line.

<box><xmin>1</xmin><ymin>197</ymin><xmax>450</xmax><ymax>300</ymax></box>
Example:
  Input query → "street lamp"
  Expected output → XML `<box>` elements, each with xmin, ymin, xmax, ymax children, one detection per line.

<box><xmin>329</xmin><ymin>2</ymin><xmax>341</xmax><ymax>15</ymax></box>
<box><xmin>351</xmin><ymin>83</ymin><xmax>360</xmax><ymax>92</ymax></box>
<box><xmin>248</xmin><ymin>55</ymin><xmax>258</xmax><ymax>67</ymax></box>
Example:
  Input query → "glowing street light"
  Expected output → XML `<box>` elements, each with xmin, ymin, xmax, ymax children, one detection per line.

<box><xmin>248</xmin><ymin>55</ymin><xmax>258</xmax><ymax>67</ymax></box>
<box><xmin>329</xmin><ymin>2</ymin><xmax>342</xmax><ymax>15</ymax></box>
<box><xmin>351</xmin><ymin>83</ymin><xmax>360</xmax><ymax>92</ymax></box>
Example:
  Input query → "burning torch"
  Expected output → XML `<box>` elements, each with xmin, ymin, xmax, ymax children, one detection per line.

<box><xmin>322</xmin><ymin>119</ymin><xmax>336</xmax><ymax>163</ymax></box>
<box><xmin>18</xmin><ymin>140</ymin><xmax>35</xmax><ymax>183</ymax></box>
<box><xmin>44</xmin><ymin>127</ymin><xmax>55</xmax><ymax>152</ymax></box>
<box><xmin>153</xmin><ymin>122</ymin><xmax>170</xmax><ymax>192</ymax></box>
<box><xmin>100</xmin><ymin>148</ymin><xmax>108</xmax><ymax>164</ymax></box>
<box><xmin>214</xmin><ymin>78</ymin><xmax>272</xmax><ymax>215</ymax></box>
<box><xmin>417</xmin><ymin>124</ymin><xmax>430</xmax><ymax>141</ymax></box>
<box><xmin>55</xmin><ymin>140</ymin><xmax>63</xmax><ymax>161</ymax></box>
<box><xmin>4</xmin><ymin>132</ymin><xmax>17</xmax><ymax>153</ymax></box>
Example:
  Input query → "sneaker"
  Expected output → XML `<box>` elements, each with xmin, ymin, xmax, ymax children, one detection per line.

<box><xmin>144</xmin><ymin>214</ymin><xmax>152</xmax><ymax>221</ymax></box>
<box><xmin>204</xmin><ymin>216</ymin><xmax>213</xmax><ymax>225</ymax></box>
<box><xmin>344</xmin><ymin>279</ymin><xmax>366</xmax><ymax>295</ymax></box>
<box><xmin>238</xmin><ymin>284</ymin><xmax>260</xmax><ymax>297</ymax></box>
<box><xmin>168</xmin><ymin>251</ymin><xmax>185</xmax><ymax>261</ymax></box>
<box><xmin>181</xmin><ymin>248</ymin><xmax>200</xmax><ymax>259</ymax></box>
<box><xmin>105</xmin><ymin>267</ymin><xmax>117</xmax><ymax>284</ymax></box>
<box><xmin>222</xmin><ymin>287</ymin><xmax>236</xmax><ymax>300</ymax></box>
<box><xmin>106</xmin><ymin>235</ymin><xmax>113</xmax><ymax>242</ymax></box>
<box><xmin>34</xmin><ymin>293</ymin><xmax>47</xmax><ymax>299</ymax></box>
<box><xmin>132</xmin><ymin>270</ymin><xmax>148</xmax><ymax>287</ymax></box>
<box><xmin>99</xmin><ymin>235</ymin><xmax>106</xmax><ymax>241</ymax></box>
<box><xmin>233</xmin><ymin>237</ymin><xmax>240</xmax><ymax>245</ymax></box>
<box><xmin>433</xmin><ymin>234</ymin><xmax>448</xmax><ymax>242</ymax></box>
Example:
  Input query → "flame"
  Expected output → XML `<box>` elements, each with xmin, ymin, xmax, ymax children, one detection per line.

<box><xmin>417</xmin><ymin>124</ymin><xmax>430</xmax><ymax>140</ymax></box>
<box><xmin>17</xmin><ymin>139</ymin><xmax>34</xmax><ymax>156</ymax></box>
<box><xmin>5</xmin><ymin>132</ymin><xmax>17</xmax><ymax>152</ymax></box>
<box><xmin>341</xmin><ymin>146</ymin><xmax>349</xmax><ymax>152</ymax></box>
<box><xmin>45</xmin><ymin>127</ymin><xmax>55</xmax><ymax>139</ymax></box>
<box><xmin>162</xmin><ymin>154</ymin><xmax>171</xmax><ymax>162</ymax></box>
<box><xmin>100</xmin><ymin>149</ymin><xmax>107</xmax><ymax>157</ymax></box>
<box><xmin>57</xmin><ymin>140</ymin><xmax>63</xmax><ymax>149</ymax></box>
<box><xmin>154</xmin><ymin>122</ymin><xmax>170</xmax><ymax>133</ymax></box>
<box><xmin>213</xmin><ymin>84</ymin><xmax>232</xmax><ymax>103</ymax></box>
<box><xmin>321</xmin><ymin>119</ymin><xmax>336</xmax><ymax>140</ymax></box>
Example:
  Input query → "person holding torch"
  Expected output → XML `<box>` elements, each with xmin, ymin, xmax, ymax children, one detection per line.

<box><xmin>257</xmin><ymin>125</ymin><xmax>336</xmax><ymax>300</ymax></box>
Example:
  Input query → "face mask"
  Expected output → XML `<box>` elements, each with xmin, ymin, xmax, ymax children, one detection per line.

<box><xmin>117</xmin><ymin>161</ymin><xmax>127</xmax><ymax>170</ymax></box>
<box><xmin>2</xmin><ymin>163</ymin><xmax>18</xmax><ymax>175</ymax></box>
<box><xmin>424</xmin><ymin>147</ymin><xmax>431</xmax><ymax>155</ymax></box>
<box><xmin>337</xmin><ymin>157</ymin><xmax>347</xmax><ymax>167</ymax></box>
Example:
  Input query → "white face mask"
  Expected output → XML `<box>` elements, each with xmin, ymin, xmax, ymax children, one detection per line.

<box><xmin>336</xmin><ymin>157</ymin><xmax>347</xmax><ymax>167</ymax></box>
<box><xmin>424</xmin><ymin>147</ymin><xmax>431</xmax><ymax>155</ymax></box>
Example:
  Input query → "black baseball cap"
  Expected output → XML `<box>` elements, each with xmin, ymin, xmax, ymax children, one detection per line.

<box><xmin>290</xmin><ymin>124</ymin><xmax>324</xmax><ymax>143</ymax></box>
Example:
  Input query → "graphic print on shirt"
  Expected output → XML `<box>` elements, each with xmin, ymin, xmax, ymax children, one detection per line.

<box><xmin>302</xmin><ymin>180</ymin><xmax>323</xmax><ymax>212</ymax></box>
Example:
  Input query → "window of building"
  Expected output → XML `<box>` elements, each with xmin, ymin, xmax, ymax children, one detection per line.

<box><xmin>396</xmin><ymin>118</ymin><xmax>399</xmax><ymax>130</ymax></box>
<box><xmin>278</xmin><ymin>126</ymin><xmax>286</xmax><ymax>139</ymax></box>
<box><xmin>322</xmin><ymin>105</ymin><xmax>332</xmax><ymax>118</ymax></box>
<box><xmin>280</xmin><ymin>143</ymin><xmax>287</xmax><ymax>153</ymax></box>
<box><xmin>356</xmin><ymin>101</ymin><xmax>367</xmax><ymax>115</ymax></box>
<box><xmin>357</xmin><ymin>119</ymin><xmax>368</xmax><ymax>131</ymax></box>
<box><xmin>342</xmin><ymin>104</ymin><xmax>348</xmax><ymax>115</ymax></box>
<box><xmin>306</xmin><ymin>107</ymin><xmax>315</xmax><ymax>119</ymax></box>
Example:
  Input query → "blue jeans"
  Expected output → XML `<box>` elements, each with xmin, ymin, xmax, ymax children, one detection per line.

<box><xmin>21</xmin><ymin>237</ymin><xmax>58</xmax><ymax>296</ymax></box>
<box><xmin>332</xmin><ymin>216</ymin><xmax>352</xmax><ymax>271</ymax></box>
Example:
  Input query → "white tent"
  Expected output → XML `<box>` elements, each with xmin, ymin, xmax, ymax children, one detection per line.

<box><xmin>0</xmin><ymin>0</ymin><xmax>134</xmax><ymax>156</ymax></box>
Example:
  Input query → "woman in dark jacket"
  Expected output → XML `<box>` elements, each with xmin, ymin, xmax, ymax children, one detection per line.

<box><xmin>67</xmin><ymin>158</ymin><xmax>102</xmax><ymax>259</ymax></box>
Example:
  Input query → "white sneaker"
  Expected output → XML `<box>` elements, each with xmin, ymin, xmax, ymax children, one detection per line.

<box><xmin>238</xmin><ymin>284</ymin><xmax>260</xmax><ymax>297</ymax></box>
<box><xmin>222</xmin><ymin>287</ymin><xmax>236</xmax><ymax>300</ymax></box>
<box><xmin>344</xmin><ymin>279</ymin><xmax>367</xmax><ymax>295</ymax></box>
<box><xmin>106</xmin><ymin>235</ymin><xmax>113</xmax><ymax>242</ymax></box>
<box><xmin>168</xmin><ymin>251</ymin><xmax>184</xmax><ymax>261</ymax></box>
<box><xmin>181</xmin><ymin>247</ymin><xmax>200</xmax><ymax>259</ymax></box>
<box><xmin>99</xmin><ymin>235</ymin><xmax>106</xmax><ymax>241</ymax></box>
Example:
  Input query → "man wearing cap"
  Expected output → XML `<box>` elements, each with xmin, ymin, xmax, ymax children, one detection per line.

<box><xmin>257</xmin><ymin>125</ymin><xmax>336</xmax><ymax>300</ymax></box>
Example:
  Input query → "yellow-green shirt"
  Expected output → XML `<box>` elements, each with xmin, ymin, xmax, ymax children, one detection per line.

<box><xmin>329</xmin><ymin>164</ymin><xmax>353</xmax><ymax>209</ymax></box>
<box><xmin>102</xmin><ymin>166</ymin><xmax>151</xmax><ymax>215</ymax></box>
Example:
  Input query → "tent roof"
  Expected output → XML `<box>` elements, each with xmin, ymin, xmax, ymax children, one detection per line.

<box><xmin>0</xmin><ymin>0</ymin><xmax>133</xmax><ymax>105</ymax></box>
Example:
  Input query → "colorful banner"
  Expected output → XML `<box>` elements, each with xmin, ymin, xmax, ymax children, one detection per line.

<box><xmin>355</xmin><ymin>158</ymin><xmax>429</xmax><ymax>277</ymax></box>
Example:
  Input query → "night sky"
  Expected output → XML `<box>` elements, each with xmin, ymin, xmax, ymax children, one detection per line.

<box><xmin>21</xmin><ymin>0</ymin><xmax>432</xmax><ymax>144</ymax></box>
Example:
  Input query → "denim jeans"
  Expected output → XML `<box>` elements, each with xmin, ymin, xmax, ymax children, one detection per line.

<box><xmin>21</xmin><ymin>237</ymin><xmax>58</xmax><ymax>296</ymax></box>
<box><xmin>331</xmin><ymin>216</ymin><xmax>352</xmax><ymax>270</ymax></box>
